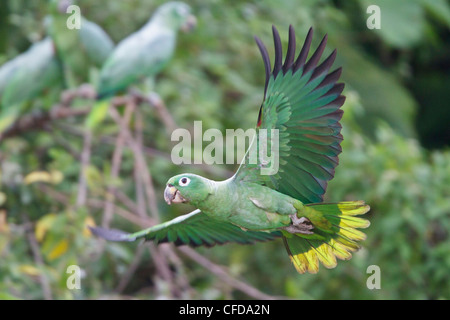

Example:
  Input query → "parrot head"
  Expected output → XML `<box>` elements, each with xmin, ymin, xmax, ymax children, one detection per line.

<box><xmin>48</xmin><ymin>0</ymin><xmax>73</xmax><ymax>14</ymax></box>
<box><xmin>164</xmin><ymin>173</ymin><xmax>212</xmax><ymax>206</ymax></box>
<box><xmin>153</xmin><ymin>2</ymin><xmax>197</xmax><ymax>32</ymax></box>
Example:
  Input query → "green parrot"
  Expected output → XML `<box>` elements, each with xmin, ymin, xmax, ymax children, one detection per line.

<box><xmin>0</xmin><ymin>37</ymin><xmax>62</xmax><ymax>134</ymax></box>
<box><xmin>90</xmin><ymin>26</ymin><xmax>370</xmax><ymax>274</ymax></box>
<box><xmin>47</xmin><ymin>0</ymin><xmax>114</xmax><ymax>88</ymax></box>
<box><xmin>85</xmin><ymin>1</ymin><xmax>196</xmax><ymax>128</ymax></box>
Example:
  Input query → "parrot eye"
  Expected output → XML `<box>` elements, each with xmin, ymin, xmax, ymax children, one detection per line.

<box><xmin>179</xmin><ymin>177</ymin><xmax>190</xmax><ymax>186</ymax></box>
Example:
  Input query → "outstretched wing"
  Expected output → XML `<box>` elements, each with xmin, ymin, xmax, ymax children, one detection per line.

<box><xmin>90</xmin><ymin>209</ymin><xmax>281</xmax><ymax>247</ymax></box>
<box><xmin>234</xmin><ymin>25</ymin><xmax>345</xmax><ymax>204</ymax></box>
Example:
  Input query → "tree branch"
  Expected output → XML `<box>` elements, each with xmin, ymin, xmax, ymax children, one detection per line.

<box><xmin>102</xmin><ymin>101</ymin><xmax>135</xmax><ymax>228</ymax></box>
<box><xmin>76</xmin><ymin>129</ymin><xmax>92</xmax><ymax>208</ymax></box>
<box><xmin>22</xmin><ymin>214</ymin><xmax>53</xmax><ymax>300</ymax></box>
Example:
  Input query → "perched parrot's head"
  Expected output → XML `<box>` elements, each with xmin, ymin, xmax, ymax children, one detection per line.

<box><xmin>48</xmin><ymin>0</ymin><xmax>72</xmax><ymax>14</ymax></box>
<box><xmin>164</xmin><ymin>173</ymin><xmax>212</xmax><ymax>206</ymax></box>
<box><xmin>154</xmin><ymin>2</ymin><xmax>197</xmax><ymax>32</ymax></box>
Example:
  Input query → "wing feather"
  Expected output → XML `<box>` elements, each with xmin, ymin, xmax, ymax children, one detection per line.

<box><xmin>90</xmin><ymin>209</ymin><xmax>281</xmax><ymax>247</ymax></box>
<box><xmin>234</xmin><ymin>26</ymin><xmax>345</xmax><ymax>204</ymax></box>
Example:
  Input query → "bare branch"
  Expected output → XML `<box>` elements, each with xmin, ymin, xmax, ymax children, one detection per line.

<box><xmin>178</xmin><ymin>246</ymin><xmax>286</xmax><ymax>300</ymax></box>
<box><xmin>76</xmin><ymin>129</ymin><xmax>92</xmax><ymax>208</ymax></box>
<box><xmin>0</xmin><ymin>106</ymin><xmax>89</xmax><ymax>142</ymax></box>
<box><xmin>0</xmin><ymin>87</ymin><xmax>132</xmax><ymax>142</ymax></box>
<box><xmin>109</xmin><ymin>107</ymin><xmax>160</xmax><ymax>220</ymax></box>
<box><xmin>102</xmin><ymin>101</ymin><xmax>136</xmax><ymax>228</ymax></box>
<box><xmin>147</xmin><ymin>92</ymin><xmax>178</xmax><ymax>134</ymax></box>
<box><xmin>22</xmin><ymin>214</ymin><xmax>53</xmax><ymax>300</ymax></box>
<box><xmin>114</xmin><ymin>244</ymin><xmax>146</xmax><ymax>294</ymax></box>
<box><xmin>133</xmin><ymin>109</ymin><xmax>148</xmax><ymax>218</ymax></box>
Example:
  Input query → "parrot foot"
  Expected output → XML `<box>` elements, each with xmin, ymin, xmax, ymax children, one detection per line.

<box><xmin>282</xmin><ymin>215</ymin><xmax>314</xmax><ymax>235</ymax></box>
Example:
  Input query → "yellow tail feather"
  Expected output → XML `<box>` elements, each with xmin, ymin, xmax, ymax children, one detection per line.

<box><xmin>283</xmin><ymin>201</ymin><xmax>370</xmax><ymax>274</ymax></box>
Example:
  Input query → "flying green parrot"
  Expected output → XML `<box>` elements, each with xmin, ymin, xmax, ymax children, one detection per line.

<box><xmin>90</xmin><ymin>26</ymin><xmax>370</xmax><ymax>274</ymax></box>
<box><xmin>85</xmin><ymin>1</ymin><xmax>196</xmax><ymax>128</ymax></box>
<box><xmin>47</xmin><ymin>0</ymin><xmax>114</xmax><ymax>89</ymax></box>
<box><xmin>0</xmin><ymin>37</ymin><xmax>62</xmax><ymax>134</ymax></box>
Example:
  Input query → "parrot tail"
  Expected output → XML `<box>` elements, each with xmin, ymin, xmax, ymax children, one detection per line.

<box><xmin>282</xmin><ymin>201</ymin><xmax>370</xmax><ymax>274</ymax></box>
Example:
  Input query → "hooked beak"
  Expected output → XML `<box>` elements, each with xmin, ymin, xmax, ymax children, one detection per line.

<box><xmin>164</xmin><ymin>185</ymin><xmax>186</xmax><ymax>205</ymax></box>
<box><xmin>181</xmin><ymin>14</ymin><xmax>197</xmax><ymax>32</ymax></box>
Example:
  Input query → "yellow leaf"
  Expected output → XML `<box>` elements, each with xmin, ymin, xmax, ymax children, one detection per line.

<box><xmin>24</xmin><ymin>171</ymin><xmax>52</xmax><ymax>184</ymax></box>
<box><xmin>50</xmin><ymin>170</ymin><xmax>63</xmax><ymax>184</ymax></box>
<box><xmin>35</xmin><ymin>213</ymin><xmax>57</xmax><ymax>242</ymax></box>
<box><xmin>47</xmin><ymin>239</ymin><xmax>69</xmax><ymax>261</ymax></box>
<box><xmin>0</xmin><ymin>115</ymin><xmax>17</xmax><ymax>133</ymax></box>
<box><xmin>0</xmin><ymin>192</ymin><xmax>6</xmax><ymax>206</ymax></box>
<box><xmin>83</xmin><ymin>216</ymin><xmax>96</xmax><ymax>238</ymax></box>
<box><xmin>19</xmin><ymin>264</ymin><xmax>41</xmax><ymax>276</ymax></box>
<box><xmin>24</xmin><ymin>170</ymin><xmax>63</xmax><ymax>185</ymax></box>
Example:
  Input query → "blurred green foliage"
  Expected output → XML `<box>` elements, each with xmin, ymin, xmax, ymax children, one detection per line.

<box><xmin>0</xmin><ymin>0</ymin><xmax>449</xmax><ymax>300</ymax></box>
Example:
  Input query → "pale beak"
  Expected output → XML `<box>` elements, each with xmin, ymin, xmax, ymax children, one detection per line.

<box><xmin>181</xmin><ymin>14</ymin><xmax>197</xmax><ymax>32</ymax></box>
<box><xmin>164</xmin><ymin>185</ymin><xmax>186</xmax><ymax>205</ymax></box>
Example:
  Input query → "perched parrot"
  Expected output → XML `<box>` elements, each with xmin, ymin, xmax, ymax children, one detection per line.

<box><xmin>86</xmin><ymin>1</ymin><xmax>196</xmax><ymax>128</ymax></box>
<box><xmin>91</xmin><ymin>26</ymin><xmax>370</xmax><ymax>274</ymax></box>
<box><xmin>47</xmin><ymin>0</ymin><xmax>114</xmax><ymax>88</ymax></box>
<box><xmin>0</xmin><ymin>37</ymin><xmax>62</xmax><ymax>134</ymax></box>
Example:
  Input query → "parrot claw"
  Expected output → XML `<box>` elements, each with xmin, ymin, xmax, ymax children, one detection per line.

<box><xmin>282</xmin><ymin>215</ymin><xmax>314</xmax><ymax>235</ymax></box>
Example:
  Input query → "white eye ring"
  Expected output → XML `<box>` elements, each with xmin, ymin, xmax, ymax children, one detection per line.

<box><xmin>179</xmin><ymin>177</ymin><xmax>191</xmax><ymax>186</ymax></box>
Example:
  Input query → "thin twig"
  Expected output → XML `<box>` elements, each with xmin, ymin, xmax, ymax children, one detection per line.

<box><xmin>178</xmin><ymin>246</ymin><xmax>284</xmax><ymax>300</ymax></box>
<box><xmin>114</xmin><ymin>244</ymin><xmax>146</xmax><ymax>294</ymax></box>
<box><xmin>112</xmin><ymin>189</ymin><xmax>142</xmax><ymax>215</ymax></box>
<box><xmin>109</xmin><ymin>107</ymin><xmax>159</xmax><ymax>220</ymax></box>
<box><xmin>147</xmin><ymin>243</ymin><xmax>181</xmax><ymax>297</ymax></box>
<box><xmin>0</xmin><ymin>87</ymin><xmax>132</xmax><ymax>142</ymax></box>
<box><xmin>55</xmin><ymin>121</ymin><xmax>235</xmax><ymax>178</ymax></box>
<box><xmin>133</xmin><ymin>109</ymin><xmax>147</xmax><ymax>218</ymax></box>
<box><xmin>0</xmin><ymin>106</ymin><xmax>89</xmax><ymax>141</ymax></box>
<box><xmin>109</xmin><ymin>106</ymin><xmax>182</xmax><ymax>297</ymax></box>
<box><xmin>102</xmin><ymin>101</ymin><xmax>136</xmax><ymax>228</ymax></box>
<box><xmin>39</xmin><ymin>184</ymin><xmax>156</xmax><ymax>228</ymax></box>
<box><xmin>147</xmin><ymin>92</ymin><xmax>177</xmax><ymax>134</ymax></box>
<box><xmin>160</xmin><ymin>243</ymin><xmax>193</xmax><ymax>297</ymax></box>
<box><xmin>22</xmin><ymin>214</ymin><xmax>53</xmax><ymax>300</ymax></box>
<box><xmin>76</xmin><ymin>129</ymin><xmax>92</xmax><ymax>208</ymax></box>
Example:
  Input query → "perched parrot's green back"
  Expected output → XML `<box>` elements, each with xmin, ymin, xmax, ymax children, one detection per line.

<box><xmin>0</xmin><ymin>37</ymin><xmax>62</xmax><ymax>133</ymax></box>
<box><xmin>96</xmin><ymin>1</ymin><xmax>194</xmax><ymax>98</ymax></box>
<box><xmin>86</xmin><ymin>2</ymin><xmax>194</xmax><ymax>129</ymax></box>
<box><xmin>47</xmin><ymin>0</ymin><xmax>114</xmax><ymax>88</ymax></box>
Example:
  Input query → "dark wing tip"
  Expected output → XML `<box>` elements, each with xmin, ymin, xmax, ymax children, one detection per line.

<box><xmin>272</xmin><ymin>25</ymin><xmax>283</xmax><ymax>77</ymax></box>
<box><xmin>254</xmin><ymin>35</ymin><xmax>271</xmax><ymax>96</ymax></box>
<box><xmin>282</xmin><ymin>24</ymin><xmax>296</xmax><ymax>73</ymax></box>
<box><xmin>89</xmin><ymin>226</ymin><xmax>136</xmax><ymax>242</ymax></box>
<box><xmin>293</xmin><ymin>27</ymin><xmax>314</xmax><ymax>72</ymax></box>
<box><xmin>256</xmin><ymin>26</ymin><xmax>339</xmax><ymax>80</ymax></box>
<box><xmin>303</xmin><ymin>33</ymin><xmax>328</xmax><ymax>75</ymax></box>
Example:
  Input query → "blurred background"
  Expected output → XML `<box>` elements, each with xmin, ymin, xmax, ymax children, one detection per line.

<box><xmin>0</xmin><ymin>0</ymin><xmax>449</xmax><ymax>300</ymax></box>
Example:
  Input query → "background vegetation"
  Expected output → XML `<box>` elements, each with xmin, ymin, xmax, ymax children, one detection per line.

<box><xmin>0</xmin><ymin>0</ymin><xmax>449</xmax><ymax>300</ymax></box>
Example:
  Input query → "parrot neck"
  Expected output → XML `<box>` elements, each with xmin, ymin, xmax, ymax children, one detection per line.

<box><xmin>150</xmin><ymin>15</ymin><xmax>178</xmax><ymax>31</ymax></box>
<box><xmin>194</xmin><ymin>178</ymin><xmax>235</xmax><ymax>218</ymax></box>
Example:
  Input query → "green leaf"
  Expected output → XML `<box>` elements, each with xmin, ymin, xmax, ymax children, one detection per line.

<box><xmin>85</xmin><ymin>100</ymin><xmax>110</xmax><ymax>129</ymax></box>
